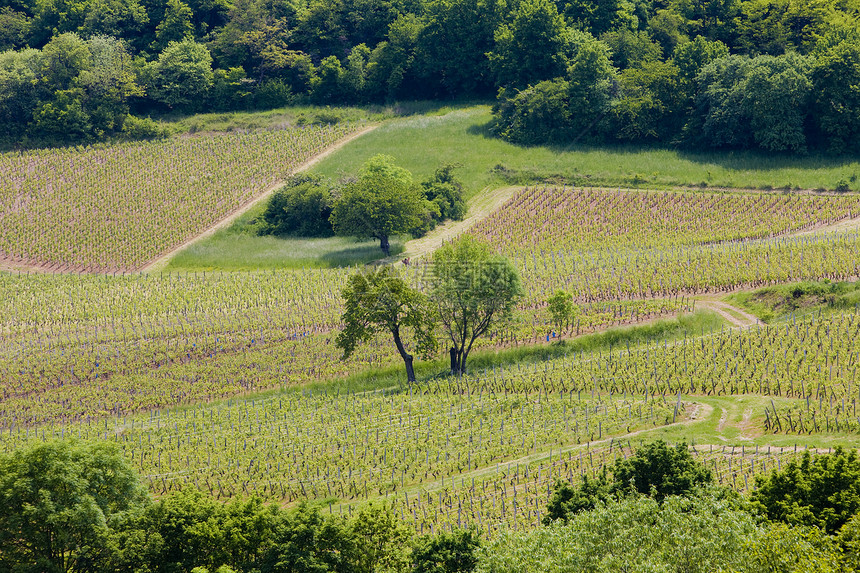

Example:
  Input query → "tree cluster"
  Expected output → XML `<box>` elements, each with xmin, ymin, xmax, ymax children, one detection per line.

<box><xmin>337</xmin><ymin>236</ymin><xmax>523</xmax><ymax>380</ymax></box>
<box><xmin>491</xmin><ymin>0</ymin><xmax>860</xmax><ymax>153</ymax></box>
<box><xmin>3</xmin><ymin>0</ymin><xmax>860</xmax><ymax>151</ymax></box>
<box><xmin>260</xmin><ymin>156</ymin><xmax>466</xmax><ymax>255</ymax></box>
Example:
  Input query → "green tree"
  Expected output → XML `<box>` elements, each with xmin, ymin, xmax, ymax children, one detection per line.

<box><xmin>347</xmin><ymin>504</ymin><xmax>412</xmax><ymax>573</ymax></box>
<box><xmin>428</xmin><ymin>236</ymin><xmax>523</xmax><ymax>375</ymax></box>
<box><xmin>0</xmin><ymin>439</ymin><xmax>148</xmax><ymax>573</ymax></box>
<box><xmin>547</xmin><ymin>289</ymin><xmax>573</xmax><ymax>331</ymax></box>
<box><xmin>811</xmin><ymin>38</ymin><xmax>860</xmax><ymax>153</ymax></box>
<box><xmin>412</xmin><ymin>529</ymin><xmax>481</xmax><ymax>573</ymax></box>
<box><xmin>416</xmin><ymin>0</ymin><xmax>505</xmax><ymax>96</ymax></box>
<box><xmin>565</xmin><ymin>32</ymin><xmax>617</xmax><ymax>142</ymax></box>
<box><xmin>154</xmin><ymin>0</ymin><xmax>195</xmax><ymax>51</ymax></box>
<box><xmin>544</xmin><ymin>440</ymin><xmax>715</xmax><ymax>523</ymax></box>
<box><xmin>330</xmin><ymin>154</ymin><xmax>427</xmax><ymax>256</ymax></box>
<box><xmin>600</xmin><ymin>28</ymin><xmax>663</xmax><ymax>70</ymax></box>
<box><xmin>421</xmin><ymin>164</ymin><xmax>467</xmax><ymax>222</ymax></box>
<box><xmin>612</xmin><ymin>59</ymin><xmax>684</xmax><ymax>142</ymax></box>
<box><xmin>261</xmin><ymin>174</ymin><xmax>334</xmax><ymax>237</ymax></box>
<box><xmin>479</xmin><ymin>493</ymin><xmax>758</xmax><ymax>573</ymax></box>
<box><xmin>613</xmin><ymin>440</ymin><xmax>713</xmax><ymax>501</ymax></box>
<box><xmin>337</xmin><ymin>266</ymin><xmax>436</xmax><ymax>383</ymax></box>
<box><xmin>148</xmin><ymin>38</ymin><xmax>214</xmax><ymax>110</ymax></box>
<box><xmin>751</xmin><ymin>447</ymin><xmax>860</xmax><ymax>534</ymax></box>
<box><xmin>492</xmin><ymin>78</ymin><xmax>572</xmax><ymax>144</ymax></box>
<box><xmin>264</xmin><ymin>503</ymin><xmax>353</xmax><ymax>573</ymax></box>
<box><xmin>488</xmin><ymin>0</ymin><xmax>571</xmax><ymax>89</ymax></box>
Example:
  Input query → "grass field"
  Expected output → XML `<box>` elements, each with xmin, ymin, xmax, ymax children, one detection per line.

<box><xmin>161</xmin><ymin>203</ymin><xmax>406</xmax><ymax>271</ymax></box>
<box><xmin>312</xmin><ymin>106</ymin><xmax>860</xmax><ymax>197</ymax></box>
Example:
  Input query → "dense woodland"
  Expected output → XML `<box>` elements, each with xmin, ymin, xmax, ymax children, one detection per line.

<box><xmin>1</xmin><ymin>0</ymin><xmax>860</xmax><ymax>151</ymax></box>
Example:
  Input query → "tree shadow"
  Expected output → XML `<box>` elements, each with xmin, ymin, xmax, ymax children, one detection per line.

<box><xmin>320</xmin><ymin>242</ymin><xmax>405</xmax><ymax>267</ymax></box>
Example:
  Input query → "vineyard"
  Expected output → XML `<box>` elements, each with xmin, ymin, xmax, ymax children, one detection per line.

<box><xmin>4</xmin><ymin>168</ymin><xmax>860</xmax><ymax>541</ymax></box>
<box><xmin>468</xmin><ymin>187</ymin><xmax>860</xmax><ymax>304</ymax></box>
<box><xmin>0</xmin><ymin>122</ymin><xmax>360</xmax><ymax>272</ymax></box>
<box><xmin>3</xmin><ymin>305</ymin><xmax>859</xmax><ymax>533</ymax></box>
<box><xmin>0</xmin><ymin>270</ymin><xmax>689</xmax><ymax>427</ymax></box>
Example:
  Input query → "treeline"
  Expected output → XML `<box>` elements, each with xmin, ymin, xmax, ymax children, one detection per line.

<box><xmin>1</xmin><ymin>0</ymin><xmax>859</xmax><ymax>150</ymax></box>
<box><xmin>4</xmin><ymin>439</ymin><xmax>860</xmax><ymax>572</ymax></box>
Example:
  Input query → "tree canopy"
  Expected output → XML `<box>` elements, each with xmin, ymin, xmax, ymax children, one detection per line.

<box><xmin>336</xmin><ymin>265</ymin><xmax>436</xmax><ymax>382</ymax></box>
<box><xmin>428</xmin><ymin>236</ymin><xmax>522</xmax><ymax>375</ymax></box>
<box><xmin>329</xmin><ymin>154</ymin><xmax>427</xmax><ymax>256</ymax></box>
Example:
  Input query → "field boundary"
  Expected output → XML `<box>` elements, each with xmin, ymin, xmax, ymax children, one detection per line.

<box><xmin>142</xmin><ymin>124</ymin><xmax>379</xmax><ymax>272</ymax></box>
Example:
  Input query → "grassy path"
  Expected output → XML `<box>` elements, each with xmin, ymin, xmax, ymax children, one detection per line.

<box><xmin>695</xmin><ymin>298</ymin><xmax>761</xmax><ymax>328</ymax></box>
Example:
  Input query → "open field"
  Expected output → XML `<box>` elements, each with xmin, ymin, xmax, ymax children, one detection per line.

<box><xmin>312</xmin><ymin>107</ymin><xmax>860</xmax><ymax>197</ymax></box>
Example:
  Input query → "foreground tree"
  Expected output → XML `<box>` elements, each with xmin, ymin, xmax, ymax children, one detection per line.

<box><xmin>544</xmin><ymin>440</ymin><xmax>715</xmax><ymax>522</ymax></box>
<box><xmin>336</xmin><ymin>266</ymin><xmax>436</xmax><ymax>383</ymax></box>
<box><xmin>0</xmin><ymin>439</ymin><xmax>148</xmax><ymax>573</ymax></box>
<box><xmin>330</xmin><ymin>155</ymin><xmax>427</xmax><ymax>256</ymax></box>
<box><xmin>751</xmin><ymin>446</ymin><xmax>860</xmax><ymax>534</ymax></box>
<box><xmin>429</xmin><ymin>237</ymin><xmax>522</xmax><ymax>375</ymax></box>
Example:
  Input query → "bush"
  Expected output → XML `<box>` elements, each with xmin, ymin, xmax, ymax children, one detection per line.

<box><xmin>122</xmin><ymin>115</ymin><xmax>169</xmax><ymax>140</ymax></box>
<box><xmin>260</xmin><ymin>174</ymin><xmax>335</xmax><ymax>237</ymax></box>
<box><xmin>422</xmin><ymin>164</ymin><xmax>467</xmax><ymax>222</ymax></box>
<box><xmin>751</xmin><ymin>447</ymin><xmax>860</xmax><ymax>534</ymax></box>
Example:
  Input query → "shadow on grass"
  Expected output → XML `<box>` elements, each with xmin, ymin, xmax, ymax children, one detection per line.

<box><xmin>319</xmin><ymin>242</ymin><xmax>405</xmax><ymax>267</ymax></box>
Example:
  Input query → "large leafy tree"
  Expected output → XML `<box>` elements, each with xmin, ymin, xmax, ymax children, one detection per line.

<box><xmin>428</xmin><ymin>236</ymin><xmax>522</xmax><ymax>375</ymax></box>
<box><xmin>337</xmin><ymin>266</ymin><xmax>436</xmax><ymax>383</ymax></box>
<box><xmin>488</xmin><ymin>0</ymin><xmax>571</xmax><ymax>90</ymax></box>
<box><xmin>330</xmin><ymin>154</ymin><xmax>427</xmax><ymax>256</ymax></box>
<box><xmin>148</xmin><ymin>38</ymin><xmax>214</xmax><ymax>110</ymax></box>
<box><xmin>0</xmin><ymin>439</ymin><xmax>148</xmax><ymax>573</ymax></box>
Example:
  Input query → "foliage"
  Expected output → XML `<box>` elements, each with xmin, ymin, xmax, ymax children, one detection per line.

<box><xmin>428</xmin><ymin>236</ymin><xmax>523</xmax><ymax>374</ymax></box>
<box><xmin>421</xmin><ymin>164</ymin><xmax>467</xmax><ymax>222</ymax></box>
<box><xmin>547</xmin><ymin>290</ymin><xmax>573</xmax><ymax>330</ymax></box>
<box><xmin>488</xmin><ymin>0</ymin><xmax>571</xmax><ymax>90</ymax></box>
<box><xmin>613</xmin><ymin>440</ymin><xmax>714</xmax><ymax>501</ymax></box>
<box><xmin>148</xmin><ymin>39</ymin><xmax>214</xmax><ymax>111</ymax></box>
<box><xmin>337</xmin><ymin>266</ymin><xmax>437</xmax><ymax>382</ymax></box>
<box><xmin>0</xmin><ymin>439</ymin><xmax>148</xmax><ymax>573</ymax></box>
<box><xmin>478</xmin><ymin>493</ymin><xmax>759</xmax><ymax>573</ymax></box>
<box><xmin>751</xmin><ymin>447</ymin><xmax>860</xmax><ymax>534</ymax></box>
<box><xmin>261</xmin><ymin>174</ymin><xmax>335</xmax><ymax>237</ymax></box>
<box><xmin>330</xmin><ymin>154</ymin><xmax>428</xmax><ymax>255</ymax></box>
<box><xmin>544</xmin><ymin>440</ymin><xmax>714</xmax><ymax>523</ymax></box>
<box><xmin>412</xmin><ymin>529</ymin><xmax>481</xmax><ymax>573</ymax></box>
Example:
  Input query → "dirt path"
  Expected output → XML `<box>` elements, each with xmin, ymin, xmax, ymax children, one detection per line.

<box><xmin>142</xmin><ymin>125</ymin><xmax>379</xmax><ymax>272</ymax></box>
<box><xmin>788</xmin><ymin>216</ymin><xmax>860</xmax><ymax>237</ymax></box>
<box><xmin>324</xmin><ymin>401</ymin><xmax>713</xmax><ymax>509</ymax></box>
<box><xmin>695</xmin><ymin>298</ymin><xmax>760</xmax><ymax>328</ymax></box>
<box><xmin>379</xmin><ymin>186</ymin><xmax>520</xmax><ymax>264</ymax></box>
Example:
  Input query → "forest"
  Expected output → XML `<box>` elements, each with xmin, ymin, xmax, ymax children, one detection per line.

<box><xmin>1</xmin><ymin>0</ymin><xmax>859</xmax><ymax>152</ymax></box>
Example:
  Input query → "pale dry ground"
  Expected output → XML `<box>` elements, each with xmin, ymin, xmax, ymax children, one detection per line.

<box><xmin>144</xmin><ymin>124</ymin><xmax>379</xmax><ymax>272</ymax></box>
<box><xmin>379</xmin><ymin>186</ymin><xmax>521</xmax><ymax>264</ymax></box>
<box><xmin>695</xmin><ymin>298</ymin><xmax>761</xmax><ymax>329</ymax></box>
<box><xmin>789</xmin><ymin>216</ymin><xmax>860</xmax><ymax>237</ymax></box>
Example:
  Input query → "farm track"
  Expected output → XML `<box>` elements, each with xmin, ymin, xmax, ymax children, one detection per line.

<box><xmin>695</xmin><ymin>299</ymin><xmax>760</xmax><ymax>329</ymax></box>
<box><xmin>325</xmin><ymin>401</ymin><xmax>712</xmax><ymax>512</ymax></box>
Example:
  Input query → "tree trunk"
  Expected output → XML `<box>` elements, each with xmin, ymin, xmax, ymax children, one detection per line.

<box><xmin>380</xmin><ymin>235</ymin><xmax>390</xmax><ymax>257</ymax></box>
<box><xmin>392</xmin><ymin>327</ymin><xmax>416</xmax><ymax>382</ymax></box>
<box><xmin>449</xmin><ymin>347</ymin><xmax>459</xmax><ymax>375</ymax></box>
